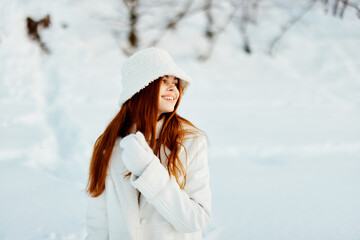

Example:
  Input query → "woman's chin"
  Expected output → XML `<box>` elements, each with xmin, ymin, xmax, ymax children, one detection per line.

<box><xmin>158</xmin><ymin>108</ymin><xmax>175</xmax><ymax>116</ymax></box>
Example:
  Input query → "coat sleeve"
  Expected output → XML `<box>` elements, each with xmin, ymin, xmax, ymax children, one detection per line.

<box><xmin>130</xmin><ymin>134</ymin><xmax>212</xmax><ymax>233</ymax></box>
<box><xmin>85</xmin><ymin>192</ymin><xmax>109</xmax><ymax>240</ymax></box>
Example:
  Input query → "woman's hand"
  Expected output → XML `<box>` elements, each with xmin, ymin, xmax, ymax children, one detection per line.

<box><xmin>119</xmin><ymin>131</ymin><xmax>155</xmax><ymax>176</ymax></box>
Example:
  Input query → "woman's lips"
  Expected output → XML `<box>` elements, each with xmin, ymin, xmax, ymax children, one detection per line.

<box><xmin>161</xmin><ymin>95</ymin><xmax>176</xmax><ymax>102</ymax></box>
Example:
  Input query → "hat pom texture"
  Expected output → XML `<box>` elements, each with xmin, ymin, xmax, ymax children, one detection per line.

<box><xmin>118</xmin><ymin>47</ymin><xmax>192</xmax><ymax>107</ymax></box>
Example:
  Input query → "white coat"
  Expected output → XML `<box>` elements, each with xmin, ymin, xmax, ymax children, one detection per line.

<box><xmin>85</xmin><ymin>119</ymin><xmax>212</xmax><ymax>240</ymax></box>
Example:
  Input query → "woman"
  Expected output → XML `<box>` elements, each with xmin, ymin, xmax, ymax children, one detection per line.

<box><xmin>85</xmin><ymin>47</ymin><xmax>211</xmax><ymax>240</ymax></box>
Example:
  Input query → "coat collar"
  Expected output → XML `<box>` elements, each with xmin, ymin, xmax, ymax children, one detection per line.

<box><xmin>109</xmin><ymin>117</ymin><xmax>165</xmax><ymax>238</ymax></box>
<box><xmin>155</xmin><ymin>117</ymin><xmax>165</xmax><ymax>140</ymax></box>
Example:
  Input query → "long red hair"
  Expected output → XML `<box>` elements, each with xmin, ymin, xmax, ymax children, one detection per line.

<box><xmin>86</xmin><ymin>77</ymin><xmax>198</xmax><ymax>197</ymax></box>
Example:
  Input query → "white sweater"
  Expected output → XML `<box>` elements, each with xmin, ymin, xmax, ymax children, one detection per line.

<box><xmin>85</xmin><ymin>119</ymin><xmax>212</xmax><ymax>240</ymax></box>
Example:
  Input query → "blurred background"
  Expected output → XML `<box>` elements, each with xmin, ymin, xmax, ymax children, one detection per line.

<box><xmin>0</xmin><ymin>0</ymin><xmax>359</xmax><ymax>239</ymax></box>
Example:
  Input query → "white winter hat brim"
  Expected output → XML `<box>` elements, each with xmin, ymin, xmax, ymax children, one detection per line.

<box><xmin>118</xmin><ymin>47</ymin><xmax>192</xmax><ymax>107</ymax></box>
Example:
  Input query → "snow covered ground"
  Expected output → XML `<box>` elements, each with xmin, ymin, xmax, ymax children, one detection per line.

<box><xmin>1</xmin><ymin>0</ymin><xmax>359</xmax><ymax>239</ymax></box>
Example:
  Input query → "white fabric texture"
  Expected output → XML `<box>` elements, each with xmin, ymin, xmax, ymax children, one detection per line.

<box><xmin>85</xmin><ymin>119</ymin><xmax>212</xmax><ymax>240</ymax></box>
<box><xmin>118</xmin><ymin>47</ymin><xmax>192</xmax><ymax>107</ymax></box>
<box><xmin>119</xmin><ymin>131</ymin><xmax>154</xmax><ymax>176</ymax></box>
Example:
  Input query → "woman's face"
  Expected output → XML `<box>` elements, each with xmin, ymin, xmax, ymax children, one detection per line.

<box><xmin>158</xmin><ymin>75</ymin><xmax>180</xmax><ymax>117</ymax></box>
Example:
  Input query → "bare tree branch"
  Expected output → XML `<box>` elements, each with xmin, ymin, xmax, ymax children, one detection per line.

<box><xmin>26</xmin><ymin>14</ymin><xmax>51</xmax><ymax>54</ymax></box>
<box><xmin>319</xmin><ymin>0</ymin><xmax>360</xmax><ymax>18</ymax></box>
<box><xmin>268</xmin><ymin>0</ymin><xmax>315</xmax><ymax>56</ymax></box>
<box><xmin>339</xmin><ymin>0</ymin><xmax>347</xmax><ymax>17</ymax></box>
<box><xmin>149</xmin><ymin>0</ymin><xmax>193</xmax><ymax>47</ymax></box>
<box><xmin>198</xmin><ymin>5</ymin><xmax>239</xmax><ymax>61</ymax></box>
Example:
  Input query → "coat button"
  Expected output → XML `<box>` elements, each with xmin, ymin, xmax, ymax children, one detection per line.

<box><xmin>140</xmin><ymin>218</ymin><xmax>147</xmax><ymax>225</ymax></box>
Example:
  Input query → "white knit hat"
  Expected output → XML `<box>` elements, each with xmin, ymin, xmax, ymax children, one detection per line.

<box><xmin>118</xmin><ymin>47</ymin><xmax>192</xmax><ymax>107</ymax></box>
